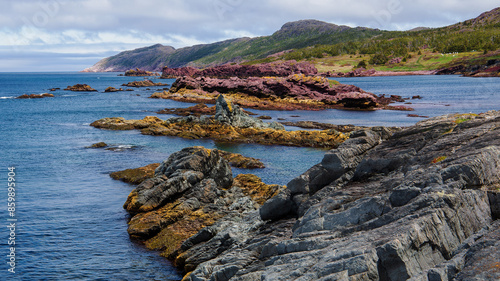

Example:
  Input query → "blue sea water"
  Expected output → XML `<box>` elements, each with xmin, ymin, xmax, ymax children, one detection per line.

<box><xmin>0</xmin><ymin>73</ymin><xmax>498</xmax><ymax>280</ymax></box>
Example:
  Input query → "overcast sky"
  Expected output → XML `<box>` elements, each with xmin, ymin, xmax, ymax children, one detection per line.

<box><xmin>1</xmin><ymin>0</ymin><xmax>498</xmax><ymax>72</ymax></box>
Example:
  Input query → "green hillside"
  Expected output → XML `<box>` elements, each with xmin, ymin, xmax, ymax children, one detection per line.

<box><xmin>84</xmin><ymin>20</ymin><xmax>384</xmax><ymax>71</ymax></box>
<box><xmin>272</xmin><ymin>8</ymin><xmax>500</xmax><ymax>71</ymax></box>
<box><xmin>84</xmin><ymin>7</ymin><xmax>500</xmax><ymax>72</ymax></box>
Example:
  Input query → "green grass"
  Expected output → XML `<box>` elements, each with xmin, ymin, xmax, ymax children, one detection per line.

<box><xmin>310</xmin><ymin>50</ymin><xmax>488</xmax><ymax>73</ymax></box>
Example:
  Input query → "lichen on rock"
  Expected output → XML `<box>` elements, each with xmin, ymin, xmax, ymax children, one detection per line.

<box><xmin>180</xmin><ymin>110</ymin><xmax>500</xmax><ymax>281</ymax></box>
<box><xmin>91</xmin><ymin>95</ymin><xmax>348</xmax><ymax>148</ymax></box>
<box><xmin>122</xmin><ymin>146</ymin><xmax>285</xmax><ymax>272</ymax></box>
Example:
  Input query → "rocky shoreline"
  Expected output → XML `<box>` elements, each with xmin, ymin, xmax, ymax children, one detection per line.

<box><xmin>91</xmin><ymin>95</ymin><xmax>350</xmax><ymax>149</ymax></box>
<box><xmin>151</xmin><ymin>74</ymin><xmax>408</xmax><ymax>111</ymax></box>
<box><xmin>112</xmin><ymin>110</ymin><xmax>500</xmax><ymax>280</ymax></box>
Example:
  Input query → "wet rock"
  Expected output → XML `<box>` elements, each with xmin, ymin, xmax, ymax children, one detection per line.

<box><xmin>16</xmin><ymin>93</ymin><xmax>54</xmax><ymax>99</ymax></box>
<box><xmin>64</xmin><ymin>84</ymin><xmax>97</xmax><ymax>91</ymax></box>
<box><xmin>217</xmin><ymin>151</ymin><xmax>265</xmax><ymax>169</ymax></box>
<box><xmin>110</xmin><ymin>163</ymin><xmax>160</xmax><ymax>185</ymax></box>
<box><xmin>110</xmin><ymin>152</ymin><xmax>263</xmax><ymax>186</ymax></box>
<box><xmin>90</xmin><ymin>116</ymin><xmax>163</xmax><ymax>130</ymax></box>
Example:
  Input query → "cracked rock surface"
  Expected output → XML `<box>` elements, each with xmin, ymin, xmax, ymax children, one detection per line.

<box><xmin>182</xmin><ymin>111</ymin><xmax>500</xmax><ymax>281</ymax></box>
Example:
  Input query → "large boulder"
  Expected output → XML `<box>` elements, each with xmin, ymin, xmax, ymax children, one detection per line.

<box><xmin>123</xmin><ymin>147</ymin><xmax>232</xmax><ymax>213</ymax></box>
<box><xmin>214</xmin><ymin>94</ymin><xmax>285</xmax><ymax>130</ymax></box>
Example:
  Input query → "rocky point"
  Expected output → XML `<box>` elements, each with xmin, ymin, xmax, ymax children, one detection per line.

<box><xmin>122</xmin><ymin>146</ymin><xmax>284</xmax><ymax>271</ymax></box>
<box><xmin>133</xmin><ymin>110</ymin><xmax>500</xmax><ymax>281</ymax></box>
<box><xmin>91</xmin><ymin>95</ymin><xmax>349</xmax><ymax>149</ymax></box>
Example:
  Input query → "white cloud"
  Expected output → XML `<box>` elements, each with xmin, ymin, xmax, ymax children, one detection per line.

<box><xmin>0</xmin><ymin>0</ymin><xmax>498</xmax><ymax>71</ymax></box>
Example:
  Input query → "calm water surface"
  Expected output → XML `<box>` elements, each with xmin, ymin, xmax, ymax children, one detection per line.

<box><xmin>0</xmin><ymin>73</ymin><xmax>498</xmax><ymax>280</ymax></box>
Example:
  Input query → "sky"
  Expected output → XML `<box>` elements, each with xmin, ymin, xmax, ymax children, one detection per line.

<box><xmin>0</xmin><ymin>0</ymin><xmax>499</xmax><ymax>72</ymax></box>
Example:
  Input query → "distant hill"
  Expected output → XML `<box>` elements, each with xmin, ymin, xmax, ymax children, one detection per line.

<box><xmin>84</xmin><ymin>44</ymin><xmax>175</xmax><ymax>72</ymax></box>
<box><xmin>83</xmin><ymin>20</ymin><xmax>383</xmax><ymax>72</ymax></box>
<box><xmin>83</xmin><ymin>7</ymin><xmax>500</xmax><ymax>72</ymax></box>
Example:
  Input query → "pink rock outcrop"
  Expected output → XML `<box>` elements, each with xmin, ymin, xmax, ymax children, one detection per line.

<box><xmin>161</xmin><ymin>60</ymin><xmax>318</xmax><ymax>78</ymax></box>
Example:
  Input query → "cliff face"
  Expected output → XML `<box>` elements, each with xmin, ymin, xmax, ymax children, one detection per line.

<box><xmin>176</xmin><ymin>111</ymin><xmax>500</xmax><ymax>280</ymax></box>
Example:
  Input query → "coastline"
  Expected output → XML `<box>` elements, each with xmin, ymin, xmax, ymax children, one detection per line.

<box><xmin>116</xmin><ymin>111</ymin><xmax>500</xmax><ymax>280</ymax></box>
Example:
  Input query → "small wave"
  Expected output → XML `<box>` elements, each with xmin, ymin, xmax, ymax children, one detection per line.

<box><xmin>61</xmin><ymin>95</ymin><xmax>77</xmax><ymax>97</ymax></box>
<box><xmin>117</xmin><ymin>145</ymin><xmax>134</xmax><ymax>149</ymax></box>
<box><xmin>0</xmin><ymin>96</ymin><xmax>14</xmax><ymax>99</ymax></box>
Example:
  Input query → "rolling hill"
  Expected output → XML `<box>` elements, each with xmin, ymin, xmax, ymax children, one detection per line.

<box><xmin>83</xmin><ymin>7</ymin><xmax>500</xmax><ymax>72</ymax></box>
<box><xmin>83</xmin><ymin>20</ymin><xmax>384</xmax><ymax>72</ymax></box>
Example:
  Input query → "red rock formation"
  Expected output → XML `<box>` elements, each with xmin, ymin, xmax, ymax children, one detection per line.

<box><xmin>161</xmin><ymin>60</ymin><xmax>318</xmax><ymax>78</ymax></box>
<box><xmin>158</xmin><ymin>74</ymin><xmax>383</xmax><ymax>110</ymax></box>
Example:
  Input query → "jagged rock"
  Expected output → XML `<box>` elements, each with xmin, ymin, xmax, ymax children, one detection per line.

<box><xmin>261</xmin><ymin>127</ymin><xmax>396</xmax><ymax>220</ymax></box>
<box><xmin>214</xmin><ymin>94</ymin><xmax>285</xmax><ymax>130</ymax></box>
<box><xmin>182</xmin><ymin>111</ymin><xmax>500</xmax><ymax>281</ymax></box>
<box><xmin>122</xmin><ymin>146</ymin><xmax>285</xmax><ymax>273</ymax></box>
<box><xmin>110</xmin><ymin>163</ymin><xmax>160</xmax><ymax>185</ymax></box>
<box><xmin>124</xmin><ymin>147</ymin><xmax>232</xmax><ymax>213</ymax></box>
<box><xmin>64</xmin><ymin>84</ymin><xmax>97</xmax><ymax>91</ymax></box>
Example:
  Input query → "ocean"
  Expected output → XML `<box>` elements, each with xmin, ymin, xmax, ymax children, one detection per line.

<box><xmin>0</xmin><ymin>72</ymin><xmax>499</xmax><ymax>280</ymax></box>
